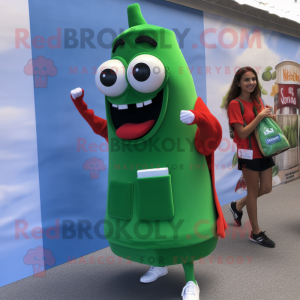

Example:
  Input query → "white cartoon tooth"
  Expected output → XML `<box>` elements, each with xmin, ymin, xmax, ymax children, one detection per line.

<box><xmin>136</xmin><ymin>102</ymin><xmax>143</xmax><ymax>108</ymax></box>
<box><xmin>143</xmin><ymin>100</ymin><xmax>152</xmax><ymax>106</ymax></box>
<box><xmin>118</xmin><ymin>104</ymin><xmax>128</xmax><ymax>110</ymax></box>
<box><xmin>112</xmin><ymin>104</ymin><xmax>118</xmax><ymax>108</ymax></box>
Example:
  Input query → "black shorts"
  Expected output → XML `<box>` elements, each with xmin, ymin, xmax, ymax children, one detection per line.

<box><xmin>238</xmin><ymin>157</ymin><xmax>275</xmax><ymax>172</ymax></box>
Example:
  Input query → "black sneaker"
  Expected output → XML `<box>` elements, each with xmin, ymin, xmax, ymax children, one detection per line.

<box><xmin>229</xmin><ymin>201</ymin><xmax>243</xmax><ymax>226</ymax></box>
<box><xmin>249</xmin><ymin>231</ymin><xmax>275</xmax><ymax>248</ymax></box>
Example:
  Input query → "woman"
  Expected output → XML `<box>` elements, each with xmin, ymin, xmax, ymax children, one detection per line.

<box><xmin>225</xmin><ymin>66</ymin><xmax>276</xmax><ymax>248</ymax></box>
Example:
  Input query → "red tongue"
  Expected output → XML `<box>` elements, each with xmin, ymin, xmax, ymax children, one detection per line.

<box><xmin>116</xmin><ymin>120</ymin><xmax>155</xmax><ymax>140</ymax></box>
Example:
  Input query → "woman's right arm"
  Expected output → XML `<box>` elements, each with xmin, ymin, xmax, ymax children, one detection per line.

<box><xmin>234</xmin><ymin>108</ymin><xmax>272</xmax><ymax>139</ymax></box>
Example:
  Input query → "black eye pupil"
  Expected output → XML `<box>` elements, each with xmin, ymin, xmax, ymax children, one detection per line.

<box><xmin>133</xmin><ymin>63</ymin><xmax>150</xmax><ymax>82</ymax></box>
<box><xmin>100</xmin><ymin>69</ymin><xmax>117</xmax><ymax>87</ymax></box>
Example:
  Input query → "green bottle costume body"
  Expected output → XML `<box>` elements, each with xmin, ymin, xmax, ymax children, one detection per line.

<box><xmin>72</xmin><ymin>4</ymin><xmax>227</xmax><ymax>274</ymax></box>
<box><xmin>107</xmin><ymin>116</ymin><xmax>217</xmax><ymax>266</ymax></box>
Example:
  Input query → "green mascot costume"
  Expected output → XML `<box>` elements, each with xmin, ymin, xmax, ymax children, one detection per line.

<box><xmin>71</xmin><ymin>3</ymin><xmax>227</xmax><ymax>299</ymax></box>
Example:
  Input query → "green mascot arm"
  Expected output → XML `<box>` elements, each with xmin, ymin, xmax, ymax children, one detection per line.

<box><xmin>71</xmin><ymin>89</ymin><xmax>108</xmax><ymax>142</ymax></box>
<box><xmin>190</xmin><ymin>97</ymin><xmax>222</xmax><ymax>156</ymax></box>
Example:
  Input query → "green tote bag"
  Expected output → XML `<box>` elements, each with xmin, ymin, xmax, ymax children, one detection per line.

<box><xmin>253</xmin><ymin>107</ymin><xmax>290</xmax><ymax>157</ymax></box>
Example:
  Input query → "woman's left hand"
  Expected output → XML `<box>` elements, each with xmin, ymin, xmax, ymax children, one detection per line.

<box><xmin>265</xmin><ymin>105</ymin><xmax>276</xmax><ymax>121</ymax></box>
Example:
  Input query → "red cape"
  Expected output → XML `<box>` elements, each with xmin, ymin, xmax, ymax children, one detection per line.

<box><xmin>190</xmin><ymin>97</ymin><xmax>228</xmax><ymax>238</ymax></box>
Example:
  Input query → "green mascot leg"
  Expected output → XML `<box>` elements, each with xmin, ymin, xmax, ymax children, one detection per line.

<box><xmin>182</xmin><ymin>262</ymin><xmax>196</xmax><ymax>284</ymax></box>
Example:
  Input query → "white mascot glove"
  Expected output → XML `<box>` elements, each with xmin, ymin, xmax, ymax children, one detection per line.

<box><xmin>180</xmin><ymin>110</ymin><xmax>195</xmax><ymax>124</ymax></box>
<box><xmin>71</xmin><ymin>87</ymin><xmax>83</xmax><ymax>99</ymax></box>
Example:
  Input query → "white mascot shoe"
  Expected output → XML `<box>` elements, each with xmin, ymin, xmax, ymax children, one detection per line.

<box><xmin>140</xmin><ymin>266</ymin><xmax>168</xmax><ymax>283</ymax></box>
<box><xmin>181</xmin><ymin>281</ymin><xmax>200</xmax><ymax>300</ymax></box>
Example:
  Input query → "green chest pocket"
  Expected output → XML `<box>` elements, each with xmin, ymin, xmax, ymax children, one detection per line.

<box><xmin>137</xmin><ymin>175</ymin><xmax>174</xmax><ymax>221</ymax></box>
<box><xmin>107</xmin><ymin>180</ymin><xmax>133</xmax><ymax>220</ymax></box>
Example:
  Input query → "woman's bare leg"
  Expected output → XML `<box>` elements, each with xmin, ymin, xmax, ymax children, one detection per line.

<box><xmin>236</xmin><ymin>195</ymin><xmax>246</xmax><ymax>212</ymax></box>
<box><xmin>258</xmin><ymin>167</ymin><xmax>273</xmax><ymax>195</ymax></box>
<box><xmin>241</xmin><ymin>168</ymin><xmax>260</xmax><ymax>234</ymax></box>
<box><xmin>236</xmin><ymin>167</ymin><xmax>273</xmax><ymax>212</ymax></box>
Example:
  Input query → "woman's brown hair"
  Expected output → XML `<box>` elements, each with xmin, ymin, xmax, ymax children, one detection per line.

<box><xmin>224</xmin><ymin>66</ymin><xmax>261</xmax><ymax>116</ymax></box>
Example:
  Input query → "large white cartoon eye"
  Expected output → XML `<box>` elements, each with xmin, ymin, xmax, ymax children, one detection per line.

<box><xmin>95</xmin><ymin>59</ymin><xmax>127</xmax><ymax>97</ymax></box>
<box><xmin>127</xmin><ymin>54</ymin><xmax>165</xmax><ymax>93</ymax></box>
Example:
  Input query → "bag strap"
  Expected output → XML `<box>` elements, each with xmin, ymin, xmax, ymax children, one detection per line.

<box><xmin>235</xmin><ymin>99</ymin><xmax>252</xmax><ymax>150</ymax></box>
<box><xmin>253</xmin><ymin>106</ymin><xmax>258</xmax><ymax>116</ymax></box>
<box><xmin>236</xmin><ymin>99</ymin><xmax>244</xmax><ymax>115</ymax></box>
<box><xmin>253</xmin><ymin>99</ymin><xmax>264</xmax><ymax>115</ymax></box>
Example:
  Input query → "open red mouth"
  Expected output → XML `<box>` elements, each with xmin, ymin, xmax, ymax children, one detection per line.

<box><xmin>116</xmin><ymin>120</ymin><xmax>155</xmax><ymax>139</ymax></box>
<box><xmin>110</xmin><ymin>89</ymin><xmax>163</xmax><ymax>140</ymax></box>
